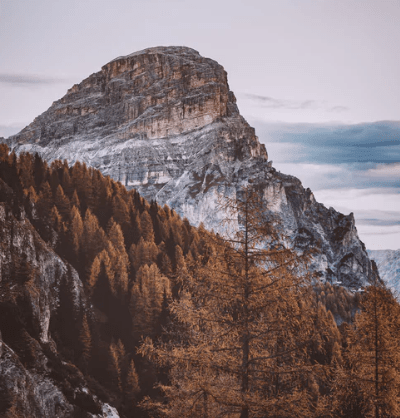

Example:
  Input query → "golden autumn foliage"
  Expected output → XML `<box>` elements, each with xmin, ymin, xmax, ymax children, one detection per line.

<box><xmin>126</xmin><ymin>359</ymin><xmax>141</xmax><ymax>401</ymax></box>
<box><xmin>131</xmin><ymin>263</ymin><xmax>171</xmax><ymax>337</ymax></box>
<box><xmin>3</xmin><ymin>147</ymin><xmax>400</xmax><ymax>418</ymax></box>
<box><xmin>139</xmin><ymin>187</ymin><xmax>325</xmax><ymax>418</ymax></box>
<box><xmin>333</xmin><ymin>284</ymin><xmax>400</xmax><ymax>418</ymax></box>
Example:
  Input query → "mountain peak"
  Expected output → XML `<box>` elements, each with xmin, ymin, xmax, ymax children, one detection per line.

<box><xmin>4</xmin><ymin>47</ymin><xmax>374</xmax><ymax>288</ymax></box>
<box><xmin>108</xmin><ymin>45</ymin><xmax>201</xmax><ymax>64</ymax></box>
<box><xmin>9</xmin><ymin>45</ymin><xmax>266</xmax><ymax>160</ymax></box>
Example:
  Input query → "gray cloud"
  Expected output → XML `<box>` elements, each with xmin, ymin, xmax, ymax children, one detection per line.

<box><xmin>244</xmin><ymin>94</ymin><xmax>318</xmax><ymax>110</ymax></box>
<box><xmin>328</xmin><ymin>105</ymin><xmax>349</xmax><ymax>113</ymax></box>
<box><xmin>0</xmin><ymin>73</ymin><xmax>71</xmax><ymax>86</ymax></box>
<box><xmin>273</xmin><ymin>161</ymin><xmax>400</xmax><ymax>191</ymax></box>
<box><xmin>358</xmin><ymin>218</ymin><xmax>400</xmax><ymax>226</ymax></box>
<box><xmin>253</xmin><ymin>120</ymin><xmax>400</xmax><ymax>165</ymax></box>
<box><xmin>243</xmin><ymin>94</ymin><xmax>349</xmax><ymax>113</ymax></box>
<box><xmin>354</xmin><ymin>208</ymin><xmax>400</xmax><ymax>227</ymax></box>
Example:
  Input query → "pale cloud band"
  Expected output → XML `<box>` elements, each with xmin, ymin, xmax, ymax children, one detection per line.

<box><xmin>242</xmin><ymin>93</ymin><xmax>349</xmax><ymax>113</ymax></box>
<box><xmin>0</xmin><ymin>73</ymin><xmax>72</xmax><ymax>86</ymax></box>
<box><xmin>253</xmin><ymin>120</ymin><xmax>400</xmax><ymax>165</ymax></box>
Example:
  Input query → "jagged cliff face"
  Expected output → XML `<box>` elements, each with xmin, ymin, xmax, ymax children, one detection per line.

<box><xmin>6</xmin><ymin>46</ymin><xmax>374</xmax><ymax>288</ymax></box>
<box><xmin>16</xmin><ymin>46</ymin><xmax>244</xmax><ymax>144</ymax></box>
<box><xmin>0</xmin><ymin>190</ymin><xmax>119</xmax><ymax>417</ymax></box>
<box><xmin>368</xmin><ymin>250</ymin><xmax>400</xmax><ymax>294</ymax></box>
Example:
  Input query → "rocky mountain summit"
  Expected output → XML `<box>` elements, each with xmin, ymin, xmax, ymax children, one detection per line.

<box><xmin>5</xmin><ymin>46</ymin><xmax>376</xmax><ymax>288</ymax></box>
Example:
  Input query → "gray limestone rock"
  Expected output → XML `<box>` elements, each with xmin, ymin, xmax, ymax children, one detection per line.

<box><xmin>5</xmin><ymin>46</ymin><xmax>375</xmax><ymax>288</ymax></box>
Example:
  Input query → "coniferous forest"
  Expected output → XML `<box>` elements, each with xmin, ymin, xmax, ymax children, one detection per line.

<box><xmin>1</xmin><ymin>144</ymin><xmax>400</xmax><ymax>418</ymax></box>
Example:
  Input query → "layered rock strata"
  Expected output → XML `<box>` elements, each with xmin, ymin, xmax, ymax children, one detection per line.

<box><xmin>6</xmin><ymin>46</ymin><xmax>375</xmax><ymax>288</ymax></box>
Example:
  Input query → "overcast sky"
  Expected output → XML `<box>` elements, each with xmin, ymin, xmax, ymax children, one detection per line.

<box><xmin>0</xmin><ymin>0</ymin><xmax>399</xmax><ymax>250</ymax></box>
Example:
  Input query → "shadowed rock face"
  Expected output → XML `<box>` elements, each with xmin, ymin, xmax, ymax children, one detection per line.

<box><xmin>0</xmin><ymin>200</ymin><xmax>119</xmax><ymax>418</ymax></box>
<box><xmin>5</xmin><ymin>46</ymin><xmax>376</xmax><ymax>288</ymax></box>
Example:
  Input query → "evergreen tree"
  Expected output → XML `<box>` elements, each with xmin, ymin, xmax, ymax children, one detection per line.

<box><xmin>108</xmin><ymin>221</ymin><xmax>129</xmax><ymax>263</ymax></box>
<box><xmin>82</xmin><ymin>209</ymin><xmax>107</xmax><ymax>278</ymax></box>
<box><xmin>54</xmin><ymin>184</ymin><xmax>71</xmax><ymax>220</ymax></box>
<box><xmin>140</xmin><ymin>211</ymin><xmax>155</xmax><ymax>243</ymax></box>
<box><xmin>60</xmin><ymin>164</ymin><xmax>74</xmax><ymax>197</ymax></box>
<box><xmin>69</xmin><ymin>205</ymin><xmax>84</xmax><ymax>259</ymax></box>
<box><xmin>71</xmin><ymin>189</ymin><xmax>81</xmax><ymax>210</ymax></box>
<box><xmin>112</xmin><ymin>194</ymin><xmax>130</xmax><ymax>227</ymax></box>
<box><xmin>18</xmin><ymin>152</ymin><xmax>34</xmax><ymax>190</ymax></box>
<box><xmin>131</xmin><ymin>263</ymin><xmax>171</xmax><ymax>338</ymax></box>
<box><xmin>0</xmin><ymin>143</ymin><xmax>9</xmax><ymax>161</ymax></box>
<box><xmin>89</xmin><ymin>249</ymin><xmax>114</xmax><ymax>311</ymax></box>
<box><xmin>107</xmin><ymin>221</ymin><xmax>129</xmax><ymax>299</ymax></box>
<box><xmin>126</xmin><ymin>359</ymin><xmax>141</xmax><ymax>401</ymax></box>
<box><xmin>109</xmin><ymin>339</ymin><xmax>127</xmax><ymax>391</ymax></box>
<box><xmin>33</xmin><ymin>153</ymin><xmax>46</xmax><ymax>190</ymax></box>
<box><xmin>109</xmin><ymin>341</ymin><xmax>123</xmax><ymax>391</ymax></box>
<box><xmin>129</xmin><ymin>237</ymin><xmax>158</xmax><ymax>273</ymax></box>
<box><xmin>36</xmin><ymin>181</ymin><xmax>53</xmax><ymax>219</ymax></box>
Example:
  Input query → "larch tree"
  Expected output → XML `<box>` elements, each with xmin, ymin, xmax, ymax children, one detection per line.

<box><xmin>112</xmin><ymin>194</ymin><xmax>131</xmax><ymax>227</ymax></box>
<box><xmin>54</xmin><ymin>184</ymin><xmax>71</xmax><ymax>220</ymax></box>
<box><xmin>140</xmin><ymin>211</ymin><xmax>155</xmax><ymax>243</ymax></box>
<box><xmin>50</xmin><ymin>205</ymin><xmax>63</xmax><ymax>233</ymax></box>
<box><xmin>88</xmin><ymin>249</ymin><xmax>114</xmax><ymax>311</ymax></box>
<box><xmin>131</xmin><ymin>263</ymin><xmax>171</xmax><ymax>338</ymax></box>
<box><xmin>60</xmin><ymin>164</ymin><xmax>74</xmax><ymax>197</ymax></box>
<box><xmin>81</xmin><ymin>208</ymin><xmax>107</xmax><ymax>279</ymax></box>
<box><xmin>129</xmin><ymin>237</ymin><xmax>158</xmax><ymax>273</ymax></box>
<box><xmin>139</xmin><ymin>186</ymin><xmax>321</xmax><ymax>418</ymax></box>
<box><xmin>108</xmin><ymin>221</ymin><xmax>129</xmax><ymax>262</ymax></box>
<box><xmin>109</xmin><ymin>340</ymin><xmax>124</xmax><ymax>391</ymax></box>
<box><xmin>107</xmin><ymin>221</ymin><xmax>130</xmax><ymax>299</ymax></box>
<box><xmin>107</xmin><ymin>339</ymin><xmax>128</xmax><ymax>392</ymax></box>
<box><xmin>126</xmin><ymin>359</ymin><xmax>141</xmax><ymax>402</ymax></box>
<box><xmin>70</xmin><ymin>205</ymin><xmax>84</xmax><ymax>258</ymax></box>
<box><xmin>71</xmin><ymin>189</ymin><xmax>81</xmax><ymax>210</ymax></box>
<box><xmin>37</xmin><ymin>181</ymin><xmax>53</xmax><ymax>219</ymax></box>
<box><xmin>18</xmin><ymin>152</ymin><xmax>34</xmax><ymax>190</ymax></box>
<box><xmin>333</xmin><ymin>283</ymin><xmax>400</xmax><ymax>418</ymax></box>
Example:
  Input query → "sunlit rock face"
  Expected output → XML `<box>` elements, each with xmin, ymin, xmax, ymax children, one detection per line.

<box><xmin>6</xmin><ymin>46</ymin><xmax>376</xmax><ymax>288</ymax></box>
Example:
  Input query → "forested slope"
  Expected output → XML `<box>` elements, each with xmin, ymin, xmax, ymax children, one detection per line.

<box><xmin>0</xmin><ymin>145</ymin><xmax>398</xmax><ymax>418</ymax></box>
<box><xmin>0</xmin><ymin>144</ymin><xmax>210</xmax><ymax>417</ymax></box>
